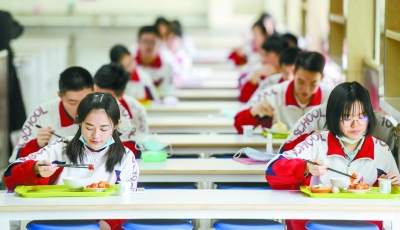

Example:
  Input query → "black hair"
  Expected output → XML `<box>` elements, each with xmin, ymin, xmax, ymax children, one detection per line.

<box><xmin>326</xmin><ymin>81</ymin><xmax>376</xmax><ymax>137</ymax></box>
<box><xmin>261</xmin><ymin>35</ymin><xmax>289</xmax><ymax>54</ymax></box>
<box><xmin>258</xmin><ymin>12</ymin><xmax>276</xmax><ymax>35</ymax></box>
<box><xmin>65</xmin><ymin>92</ymin><xmax>125</xmax><ymax>173</ymax></box>
<box><xmin>252</xmin><ymin>20</ymin><xmax>267</xmax><ymax>35</ymax></box>
<box><xmin>169</xmin><ymin>20</ymin><xmax>183</xmax><ymax>37</ymax></box>
<box><xmin>282</xmin><ymin>33</ymin><xmax>298</xmax><ymax>46</ymax></box>
<box><xmin>59</xmin><ymin>66</ymin><xmax>94</xmax><ymax>95</ymax></box>
<box><xmin>94</xmin><ymin>63</ymin><xmax>130</xmax><ymax>97</ymax></box>
<box><xmin>109</xmin><ymin>44</ymin><xmax>131</xmax><ymax>63</ymax></box>
<box><xmin>155</xmin><ymin>17</ymin><xmax>169</xmax><ymax>27</ymax></box>
<box><xmin>138</xmin><ymin>25</ymin><xmax>160</xmax><ymax>39</ymax></box>
<box><xmin>279</xmin><ymin>47</ymin><xmax>302</xmax><ymax>66</ymax></box>
<box><xmin>294</xmin><ymin>52</ymin><xmax>325</xmax><ymax>74</ymax></box>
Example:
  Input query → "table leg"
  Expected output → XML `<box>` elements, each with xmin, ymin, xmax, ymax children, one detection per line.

<box><xmin>0</xmin><ymin>216</ymin><xmax>10</xmax><ymax>230</ymax></box>
<box><xmin>392</xmin><ymin>219</ymin><xmax>400</xmax><ymax>230</ymax></box>
<box><xmin>198</xmin><ymin>219</ymin><xmax>212</xmax><ymax>230</ymax></box>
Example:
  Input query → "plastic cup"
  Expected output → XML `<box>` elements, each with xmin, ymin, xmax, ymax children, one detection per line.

<box><xmin>242</xmin><ymin>125</ymin><xmax>253</xmax><ymax>137</ymax></box>
<box><xmin>119</xmin><ymin>180</ymin><xmax>132</xmax><ymax>196</ymax></box>
<box><xmin>378</xmin><ymin>178</ymin><xmax>392</xmax><ymax>194</ymax></box>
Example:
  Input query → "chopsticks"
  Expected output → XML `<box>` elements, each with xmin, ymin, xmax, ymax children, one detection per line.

<box><xmin>302</xmin><ymin>159</ymin><xmax>357</xmax><ymax>179</ymax></box>
<box><xmin>37</xmin><ymin>164</ymin><xmax>90</xmax><ymax>168</ymax></box>
<box><xmin>35</xmin><ymin>125</ymin><xmax>63</xmax><ymax>138</ymax></box>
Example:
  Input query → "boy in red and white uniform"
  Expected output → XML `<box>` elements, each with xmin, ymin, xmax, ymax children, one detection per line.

<box><xmin>110</xmin><ymin>44</ymin><xmax>160</xmax><ymax>102</ymax></box>
<box><xmin>234</xmin><ymin>52</ymin><xmax>332</xmax><ymax>134</ymax></box>
<box><xmin>239</xmin><ymin>36</ymin><xmax>289</xmax><ymax>102</ymax></box>
<box><xmin>94</xmin><ymin>63</ymin><xmax>149</xmax><ymax>134</ymax></box>
<box><xmin>135</xmin><ymin>25</ymin><xmax>174</xmax><ymax>96</ymax></box>
<box><xmin>10</xmin><ymin>67</ymin><xmax>140</xmax><ymax>162</ymax></box>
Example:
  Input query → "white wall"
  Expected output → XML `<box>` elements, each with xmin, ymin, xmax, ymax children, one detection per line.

<box><xmin>0</xmin><ymin>0</ymin><xmax>285</xmax><ymax>30</ymax></box>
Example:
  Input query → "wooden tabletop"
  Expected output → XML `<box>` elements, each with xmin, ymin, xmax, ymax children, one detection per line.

<box><xmin>137</xmin><ymin>158</ymin><xmax>267</xmax><ymax>175</ymax></box>
<box><xmin>173</xmin><ymin>89</ymin><xmax>239</xmax><ymax>101</ymax></box>
<box><xmin>2</xmin><ymin>190</ymin><xmax>400</xmax><ymax>230</ymax></box>
<box><xmin>146</xmin><ymin>101</ymin><xmax>243</xmax><ymax>115</ymax></box>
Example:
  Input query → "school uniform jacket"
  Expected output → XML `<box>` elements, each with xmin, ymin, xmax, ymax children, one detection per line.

<box><xmin>239</xmin><ymin>73</ymin><xmax>283</xmax><ymax>102</ymax></box>
<box><xmin>126</xmin><ymin>67</ymin><xmax>160</xmax><ymax>102</ymax></box>
<box><xmin>135</xmin><ymin>51</ymin><xmax>174</xmax><ymax>96</ymax></box>
<box><xmin>280</xmin><ymin>103</ymin><xmax>398</xmax><ymax>156</ymax></box>
<box><xmin>265</xmin><ymin>131</ymin><xmax>400</xmax><ymax>190</ymax></box>
<box><xmin>119</xmin><ymin>95</ymin><xmax>149</xmax><ymax>134</ymax></box>
<box><xmin>9</xmin><ymin>98</ymin><xmax>141</xmax><ymax>162</ymax></box>
<box><xmin>234</xmin><ymin>80</ymin><xmax>331</xmax><ymax>133</ymax></box>
<box><xmin>5</xmin><ymin>137</ymin><xmax>138</xmax><ymax>229</ymax></box>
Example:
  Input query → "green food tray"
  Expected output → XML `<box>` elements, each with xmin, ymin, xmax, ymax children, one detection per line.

<box><xmin>14</xmin><ymin>184</ymin><xmax>119</xmax><ymax>198</ymax></box>
<box><xmin>300</xmin><ymin>186</ymin><xmax>400</xmax><ymax>199</ymax></box>
<box><xmin>262</xmin><ymin>130</ymin><xmax>289</xmax><ymax>139</ymax></box>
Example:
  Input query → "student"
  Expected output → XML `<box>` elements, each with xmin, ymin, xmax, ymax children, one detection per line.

<box><xmin>282</xmin><ymin>33</ymin><xmax>298</xmax><ymax>47</ymax></box>
<box><xmin>238</xmin><ymin>36</ymin><xmax>290</xmax><ymax>102</ymax></box>
<box><xmin>9</xmin><ymin>67</ymin><xmax>139</xmax><ymax>162</ymax></box>
<box><xmin>109</xmin><ymin>44</ymin><xmax>160</xmax><ymax>102</ymax></box>
<box><xmin>234</xmin><ymin>52</ymin><xmax>331</xmax><ymax>134</ymax></box>
<box><xmin>135</xmin><ymin>25</ymin><xmax>174</xmax><ymax>95</ymax></box>
<box><xmin>265</xmin><ymin>82</ymin><xmax>399</xmax><ymax>230</ymax></box>
<box><xmin>259</xmin><ymin>12</ymin><xmax>276</xmax><ymax>37</ymax></box>
<box><xmin>169</xmin><ymin>20</ymin><xmax>197</xmax><ymax>58</ymax></box>
<box><xmin>280</xmin><ymin>103</ymin><xmax>399</xmax><ymax>158</ymax></box>
<box><xmin>94</xmin><ymin>63</ymin><xmax>149</xmax><ymax>134</ymax></box>
<box><xmin>228</xmin><ymin>20</ymin><xmax>268</xmax><ymax>67</ymax></box>
<box><xmin>5</xmin><ymin>92</ymin><xmax>139</xmax><ymax>230</ymax></box>
<box><xmin>154</xmin><ymin>17</ymin><xmax>170</xmax><ymax>42</ymax></box>
<box><xmin>248</xmin><ymin>47</ymin><xmax>302</xmax><ymax>103</ymax></box>
<box><xmin>163</xmin><ymin>23</ymin><xmax>193</xmax><ymax>84</ymax></box>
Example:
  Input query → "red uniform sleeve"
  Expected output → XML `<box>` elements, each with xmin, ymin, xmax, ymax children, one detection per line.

<box><xmin>265</xmin><ymin>155</ymin><xmax>310</xmax><ymax>190</ymax></box>
<box><xmin>234</xmin><ymin>109</ymin><xmax>273</xmax><ymax>134</ymax></box>
<box><xmin>122</xmin><ymin>141</ymin><xmax>141</xmax><ymax>158</ymax></box>
<box><xmin>239</xmin><ymin>81</ymin><xmax>259</xmax><ymax>102</ymax></box>
<box><xmin>102</xmin><ymin>219</ymin><xmax>126</xmax><ymax>230</ymax></box>
<box><xmin>234</xmin><ymin>109</ymin><xmax>258</xmax><ymax>134</ymax></box>
<box><xmin>228</xmin><ymin>51</ymin><xmax>247</xmax><ymax>66</ymax></box>
<box><xmin>4</xmin><ymin>160</ymin><xmax>50</xmax><ymax>190</ymax></box>
<box><xmin>17</xmin><ymin>139</ymin><xmax>41</xmax><ymax>158</ymax></box>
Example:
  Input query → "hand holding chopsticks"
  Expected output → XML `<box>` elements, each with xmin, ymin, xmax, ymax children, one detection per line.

<box><xmin>302</xmin><ymin>159</ymin><xmax>357</xmax><ymax>179</ymax></box>
<box><xmin>35</xmin><ymin>125</ymin><xmax>63</xmax><ymax>138</ymax></box>
<box><xmin>38</xmin><ymin>163</ymin><xmax>94</xmax><ymax>170</ymax></box>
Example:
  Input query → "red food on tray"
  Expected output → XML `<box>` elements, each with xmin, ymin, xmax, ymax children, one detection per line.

<box><xmin>88</xmin><ymin>164</ymin><xmax>94</xmax><ymax>171</ymax></box>
<box><xmin>348</xmin><ymin>181</ymin><xmax>370</xmax><ymax>190</ymax></box>
<box><xmin>86</xmin><ymin>181</ymin><xmax>110</xmax><ymax>188</ymax></box>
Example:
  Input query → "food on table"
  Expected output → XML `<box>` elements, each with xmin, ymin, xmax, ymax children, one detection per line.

<box><xmin>271</xmin><ymin>122</ymin><xmax>288</xmax><ymax>133</ymax></box>
<box><xmin>331</xmin><ymin>186</ymin><xmax>340</xmax><ymax>194</ymax></box>
<box><xmin>350</xmin><ymin>173</ymin><xmax>357</xmax><ymax>184</ymax></box>
<box><xmin>86</xmin><ymin>181</ymin><xmax>110</xmax><ymax>188</ymax></box>
<box><xmin>309</xmin><ymin>184</ymin><xmax>332</xmax><ymax>193</ymax></box>
<box><xmin>348</xmin><ymin>181</ymin><xmax>370</xmax><ymax>190</ymax></box>
<box><xmin>88</xmin><ymin>164</ymin><xmax>94</xmax><ymax>171</ymax></box>
<box><xmin>310</xmin><ymin>184</ymin><xmax>332</xmax><ymax>189</ymax></box>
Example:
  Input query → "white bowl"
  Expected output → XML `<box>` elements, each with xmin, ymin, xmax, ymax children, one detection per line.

<box><xmin>345</xmin><ymin>188</ymin><xmax>370</xmax><ymax>194</ymax></box>
<box><xmin>330</xmin><ymin>177</ymin><xmax>350</xmax><ymax>189</ymax></box>
<box><xmin>63</xmin><ymin>177</ymin><xmax>90</xmax><ymax>191</ymax></box>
